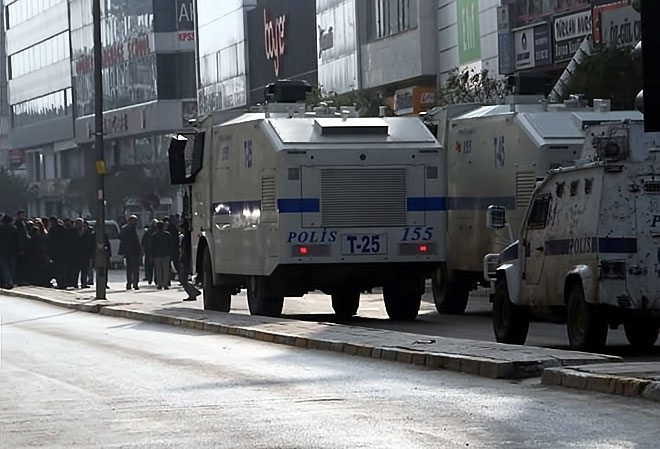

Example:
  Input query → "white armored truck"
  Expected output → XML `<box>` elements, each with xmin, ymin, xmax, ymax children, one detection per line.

<box><xmin>484</xmin><ymin>119</ymin><xmax>660</xmax><ymax>351</ymax></box>
<box><xmin>425</xmin><ymin>96</ymin><xmax>643</xmax><ymax>315</ymax></box>
<box><xmin>169</xmin><ymin>81</ymin><xmax>445</xmax><ymax>320</ymax></box>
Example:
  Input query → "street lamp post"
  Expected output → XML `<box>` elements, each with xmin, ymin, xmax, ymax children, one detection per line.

<box><xmin>93</xmin><ymin>0</ymin><xmax>107</xmax><ymax>300</ymax></box>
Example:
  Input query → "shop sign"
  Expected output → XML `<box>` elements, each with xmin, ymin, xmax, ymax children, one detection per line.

<box><xmin>553</xmin><ymin>9</ymin><xmax>592</xmax><ymax>62</ymax></box>
<box><xmin>600</xmin><ymin>5</ymin><xmax>641</xmax><ymax>48</ymax></box>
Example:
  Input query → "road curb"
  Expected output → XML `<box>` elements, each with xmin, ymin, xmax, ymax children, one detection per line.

<box><xmin>4</xmin><ymin>289</ymin><xmax>621</xmax><ymax>381</ymax></box>
<box><xmin>542</xmin><ymin>367</ymin><xmax>660</xmax><ymax>403</ymax></box>
<box><xmin>1</xmin><ymin>289</ymin><xmax>101</xmax><ymax>313</ymax></box>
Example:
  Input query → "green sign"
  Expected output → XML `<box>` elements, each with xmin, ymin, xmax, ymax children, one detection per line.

<box><xmin>457</xmin><ymin>0</ymin><xmax>481</xmax><ymax>65</ymax></box>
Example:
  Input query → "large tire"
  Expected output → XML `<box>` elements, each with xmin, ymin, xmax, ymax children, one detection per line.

<box><xmin>331</xmin><ymin>290</ymin><xmax>360</xmax><ymax>318</ymax></box>
<box><xmin>431</xmin><ymin>265</ymin><xmax>470</xmax><ymax>315</ymax></box>
<box><xmin>492</xmin><ymin>278</ymin><xmax>529</xmax><ymax>345</ymax></box>
<box><xmin>383</xmin><ymin>278</ymin><xmax>423</xmax><ymax>321</ymax></box>
<box><xmin>624</xmin><ymin>318</ymin><xmax>659</xmax><ymax>350</ymax></box>
<box><xmin>566</xmin><ymin>283</ymin><xmax>608</xmax><ymax>352</ymax></box>
<box><xmin>202</xmin><ymin>250</ymin><xmax>231</xmax><ymax>312</ymax></box>
<box><xmin>247</xmin><ymin>276</ymin><xmax>284</xmax><ymax>317</ymax></box>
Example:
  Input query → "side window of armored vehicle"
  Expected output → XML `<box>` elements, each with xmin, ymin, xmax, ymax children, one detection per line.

<box><xmin>527</xmin><ymin>194</ymin><xmax>551</xmax><ymax>230</ymax></box>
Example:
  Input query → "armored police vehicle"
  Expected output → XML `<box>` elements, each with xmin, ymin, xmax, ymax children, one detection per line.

<box><xmin>169</xmin><ymin>81</ymin><xmax>445</xmax><ymax>320</ymax></box>
<box><xmin>425</xmin><ymin>96</ymin><xmax>643</xmax><ymax>315</ymax></box>
<box><xmin>484</xmin><ymin>119</ymin><xmax>660</xmax><ymax>351</ymax></box>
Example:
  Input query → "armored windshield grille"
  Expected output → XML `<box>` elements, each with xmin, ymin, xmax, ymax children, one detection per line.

<box><xmin>321</xmin><ymin>168</ymin><xmax>406</xmax><ymax>227</ymax></box>
<box><xmin>644</xmin><ymin>181</ymin><xmax>660</xmax><ymax>194</ymax></box>
<box><xmin>261</xmin><ymin>176</ymin><xmax>277</xmax><ymax>211</ymax></box>
<box><xmin>516</xmin><ymin>171</ymin><xmax>536</xmax><ymax>208</ymax></box>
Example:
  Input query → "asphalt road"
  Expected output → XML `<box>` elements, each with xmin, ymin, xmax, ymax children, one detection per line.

<box><xmin>2</xmin><ymin>296</ymin><xmax>659</xmax><ymax>449</ymax></box>
<box><xmin>99</xmin><ymin>270</ymin><xmax>660</xmax><ymax>362</ymax></box>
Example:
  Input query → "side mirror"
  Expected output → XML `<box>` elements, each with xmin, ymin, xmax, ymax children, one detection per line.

<box><xmin>168</xmin><ymin>134</ymin><xmax>188</xmax><ymax>185</ymax></box>
<box><xmin>487</xmin><ymin>205</ymin><xmax>507</xmax><ymax>229</ymax></box>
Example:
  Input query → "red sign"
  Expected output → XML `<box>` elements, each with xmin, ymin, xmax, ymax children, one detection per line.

<box><xmin>264</xmin><ymin>9</ymin><xmax>286</xmax><ymax>76</ymax></box>
<box><xmin>177</xmin><ymin>31</ymin><xmax>195</xmax><ymax>41</ymax></box>
<box><xmin>75</xmin><ymin>35</ymin><xmax>152</xmax><ymax>76</ymax></box>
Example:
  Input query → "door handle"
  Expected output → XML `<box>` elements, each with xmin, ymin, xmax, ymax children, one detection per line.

<box><xmin>535</xmin><ymin>246</ymin><xmax>544</xmax><ymax>252</ymax></box>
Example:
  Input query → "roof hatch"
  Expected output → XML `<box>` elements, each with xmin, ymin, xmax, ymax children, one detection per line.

<box><xmin>313</xmin><ymin>117</ymin><xmax>389</xmax><ymax>136</ymax></box>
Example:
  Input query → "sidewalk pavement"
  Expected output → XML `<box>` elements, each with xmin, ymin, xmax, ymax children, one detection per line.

<box><xmin>1</xmin><ymin>283</ymin><xmax>622</xmax><ymax>382</ymax></box>
<box><xmin>542</xmin><ymin>362</ymin><xmax>660</xmax><ymax>402</ymax></box>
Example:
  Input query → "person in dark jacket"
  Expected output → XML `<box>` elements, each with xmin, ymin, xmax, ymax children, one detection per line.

<box><xmin>141</xmin><ymin>220</ymin><xmax>157</xmax><ymax>284</ymax></box>
<box><xmin>47</xmin><ymin>217</ymin><xmax>67</xmax><ymax>289</ymax></box>
<box><xmin>14</xmin><ymin>210</ymin><xmax>30</xmax><ymax>286</ymax></box>
<box><xmin>151</xmin><ymin>221</ymin><xmax>173</xmax><ymax>290</ymax></box>
<box><xmin>0</xmin><ymin>214</ymin><xmax>19</xmax><ymax>289</ymax></box>
<box><xmin>25</xmin><ymin>222</ymin><xmax>49</xmax><ymax>287</ymax></box>
<box><xmin>119</xmin><ymin>215</ymin><xmax>142</xmax><ymax>290</ymax></box>
<box><xmin>72</xmin><ymin>218</ymin><xmax>94</xmax><ymax>288</ymax></box>
<box><xmin>61</xmin><ymin>218</ymin><xmax>78</xmax><ymax>288</ymax></box>
<box><xmin>90</xmin><ymin>224</ymin><xmax>112</xmax><ymax>290</ymax></box>
<box><xmin>179</xmin><ymin>219</ymin><xmax>201</xmax><ymax>301</ymax></box>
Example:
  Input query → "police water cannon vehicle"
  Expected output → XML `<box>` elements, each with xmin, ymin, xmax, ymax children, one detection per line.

<box><xmin>169</xmin><ymin>80</ymin><xmax>445</xmax><ymax>320</ymax></box>
<box><xmin>424</xmin><ymin>90</ymin><xmax>643</xmax><ymax>316</ymax></box>
<box><xmin>483</xmin><ymin>119</ymin><xmax>660</xmax><ymax>351</ymax></box>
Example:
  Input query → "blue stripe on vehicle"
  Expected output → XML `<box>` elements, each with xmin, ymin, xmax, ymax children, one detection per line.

<box><xmin>277</xmin><ymin>198</ymin><xmax>320</xmax><ymax>213</ymax></box>
<box><xmin>407</xmin><ymin>197</ymin><xmax>447</xmax><ymax>212</ymax></box>
<box><xmin>446</xmin><ymin>196</ymin><xmax>517</xmax><ymax>211</ymax></box>
<box><xmin>545</xmin><ymin>237</ymin><xmax>637</xmax><ymax>256</ymax></box>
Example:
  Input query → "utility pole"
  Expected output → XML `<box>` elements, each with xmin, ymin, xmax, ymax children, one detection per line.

<box><xmin>93</xmin><ymin>0</ymin><xmax>107</xmax><ymax>300</ymax></box>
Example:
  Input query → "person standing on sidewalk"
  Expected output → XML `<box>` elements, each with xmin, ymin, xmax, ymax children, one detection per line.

<box><xmin>47</xmin><ymin>217</ymin><xmax>67</xmax><ymax>289</ymax></box>
<box><xmin>179</xmin><ymin>218</ymin><xmax>201</xmax><ymax>301</ymax></box>
<box><xmin>151</xmin><ymin>221</ymin><xmax>173</xmax><ymax>290</ymax></box>
<box><xmin>141</xmin><ymin>220</ymin><xmax>156</xmax><ymax>285</ymax></box>
<box><xmin>14</xmin><ymin>210</ymin><xmax>30</xmax><ymax>286</ymax></box>
<box><xmin>119</xmin><ymin>215</ymin><xmax>142</xmax><ymax>290</ymax></box>
<box><xmin>0</xmin><ymin>214</ymin><xmax>19</xmax><ymax>289</ymax></box>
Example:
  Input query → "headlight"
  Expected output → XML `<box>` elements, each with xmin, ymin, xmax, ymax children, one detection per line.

<box><xmin>600</xmin><ymin>260</ymin><xmax>626</xmax><ymax>279</ymax></box>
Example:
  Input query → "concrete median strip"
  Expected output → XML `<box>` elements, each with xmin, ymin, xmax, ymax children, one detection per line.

<box><xmin>2</xmin><ymin>287</ymin><xmax>622</xmax><ymax>381</ymax></box>
<box><xmin>542</xmin><ymin>363</ymin><xmax>660</xmax><ymax>403</ymax></box>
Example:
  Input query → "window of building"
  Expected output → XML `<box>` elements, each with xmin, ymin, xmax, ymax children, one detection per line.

<box><xmin>11</xmin><ymin>88</ymin><xmax>72</xmax><ymax>128</ymax></box>
<box><xmin>368</xmin><ymin>0</ymin><xmax>418</xmax><ymax>41</ymax></box>
<box><xmin>9</xmin><ymin>32</ymin><xmax>70</xmax><ymax>79</ymax></box>
<box><xmin>6</xmin><ymin>0</ymin><xmax>65</xmax><ymax>29</ymax></box>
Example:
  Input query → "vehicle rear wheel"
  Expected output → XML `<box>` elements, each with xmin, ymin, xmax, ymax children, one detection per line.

<box><xmin>202</xmin><ymin>250</ymin><xmax>231</xmax><ymax>312</ymax></box>
<box><xmin>566</xmin><ymin>283</ymin><xmax>608</xmax><ymax>352</ymax></box>
<box><xmin>383</xmin><ymin>277</ymin><xmax>423</xmax><ymax>321</ymax></box>
<box><xmin>331</xmin><ymin>290</ymin><xmax>360</xmax><ymax>319</ymax></box>
<box><xmin>492</xmin><ymin>278</ymin><xmax>529</xmax><ymax>345</ymax></box>
<box><xmin>247</xmin><ymin>276</ymin><xmax>284</xmax><ymax>317</ymax></box>
<box><xmin>432</xmin><ymin>265</ymin><xmax>470</xmax><ymax>315</ymax></box>
<box><xmin>624</xmin><ymin>318</ymin><xmax>659</xmax><ymax>350</ymax></box>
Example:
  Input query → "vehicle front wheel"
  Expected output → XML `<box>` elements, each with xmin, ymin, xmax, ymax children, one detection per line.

<box><xmin>383</xmin><ymin>277</ymin><xmax>423</xmax><ymax>321</ymax></box>
<box><xmin>202</xmin><ymin>250</ymin><xmax>231</xmax><ymax>312</ymax></box>
<box><xmin>247</xmin><ymin>276</ymin><xmax>284</xmax><ymax>317</ymax></box>
<box><xmin>492</xmin><ymin>278</ymin><xmax>529</xmax><ymax>345</ymax></box>
<box><xmin>566</xmin><ymin>283</ymin><xmax>608</xmax><ymax>352</ymax></box>
<box><xmin>624</xmin><ymin>317</ymin><xmax>659</xmax><ymax>350</ymax></box>
<box><xmin>331</xmin><ymin>290</ymin><xmax>360</xmax><ymax>319</ymax></box>
<box><xmin>432</xmin><ymin>265</ymin><xmax>470</xmax><ymax>315</ymax></box>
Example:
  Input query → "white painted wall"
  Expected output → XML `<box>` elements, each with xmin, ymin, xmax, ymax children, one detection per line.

<box><xmin>437</xmin><ymin>0</ymin><xmax>501</xmax><ymax>85</ymax></box>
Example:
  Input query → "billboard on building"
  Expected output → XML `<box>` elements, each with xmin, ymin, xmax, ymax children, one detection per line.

<box><xmin>553</xmin><ymin>8</ymin><xmax>592</xmax><ymax>63</ymax></box>
<box><xmin>599</xmin><ymin>5</ymin><xmax>641</xmax><ymax>48</ymax></box>
<box><xmin>591</xmin><ymin>0</ymin><xmax>629</xmax><ymax>46</ymax></box>
<box><xmin>247</xmin><ymin>0</ymin><xmax>318</xmax><ymax>104</ymax></box>
<box><xmin>316</xmin><ymin>0</ymin><xmax>359</xmax><ymax>94</ymax></box>
<box><xmin>393</xmin><ymin>86</ymin><xmax>437</xmax><ymax>116</ymax></box>
<box><xmin>514</xmin><ymin>22</ymin><xmax>551</xmax><ymax>70</ymax></box>
<box><xmin>457</xmin><ymin>0</ymin><xmax>482</xmax><ymax>65</ymax></box>
<box><xmin>514</xmin><ymin>0</ymin><xmax>590</xmax><ymax>27</ymax></box>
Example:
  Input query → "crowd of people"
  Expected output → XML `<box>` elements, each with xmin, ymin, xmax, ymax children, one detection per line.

<box><xmin>0</xmin><ymin>211</ymin><xmax>109</xmax><ymax>290</ymax></box>
<box><xmin>0</xmin><ymin>211</ymin><xmax>200</xmax><ymax>302</ymax></box>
